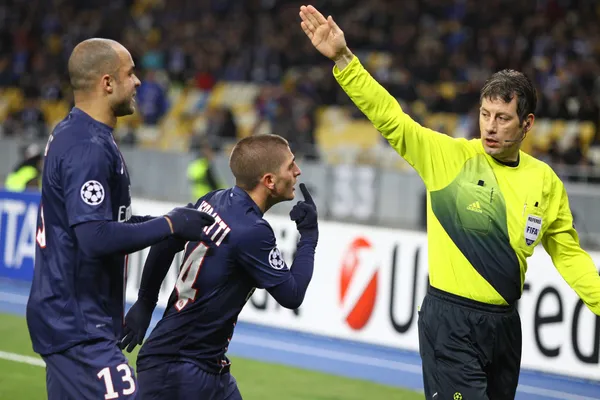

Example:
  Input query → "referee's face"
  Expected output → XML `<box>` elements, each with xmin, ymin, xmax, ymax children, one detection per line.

<box><xmin>479</xmin><ymin>96</ymin><xmax>527</xmax><ymax>163</ymax></box>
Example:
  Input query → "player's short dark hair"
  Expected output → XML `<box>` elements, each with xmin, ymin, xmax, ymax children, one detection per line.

<box><xmin>229</xmin><ymin>134</ymin><xmax>290</xmax><ymax>190</ymax></box>
<box><xmin>480</xmin><ymin>69</ymin><xmax>537</xmax><ymax>125</ymax></box>
<box><xmin>68</xmin><ymin>38</ymin><xmax>121</xmax><ymax>91</ymax></box>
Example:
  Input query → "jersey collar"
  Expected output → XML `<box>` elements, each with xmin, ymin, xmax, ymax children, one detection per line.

<box><xmin>493</xmin><ymin>154</ymin><xmax>520</xmax><ymax>167</ymax></box>
<box><xmin>71</xmin><ymin>107</ymin><xmax>114</xmax><ymax>133</ymax></box>
<box><xmin>232</xmin><ymin>186</ymin><xmax>264</xmax><ymax>217</ymax></box>
<box><xmin>476</xmin><ymin>138</ymin><xmax>522</xmax><ymax>168</ymax></box>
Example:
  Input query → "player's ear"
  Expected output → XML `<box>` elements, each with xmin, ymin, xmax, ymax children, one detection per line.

<box><xmin>261</xmin><ymin>173</ymin><xmax>276</xmax><ymax>191</ymax></box>
<box><xmin>102</xmin><ymin>74</ymin><xmax>114</xmax><ymax>94</ymax></box>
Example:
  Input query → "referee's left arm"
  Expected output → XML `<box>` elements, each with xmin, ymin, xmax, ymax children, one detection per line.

<box><xmin>542</xmin><ymin>180</ymin><xmax>600</xmax><ymax>315</ymax></box>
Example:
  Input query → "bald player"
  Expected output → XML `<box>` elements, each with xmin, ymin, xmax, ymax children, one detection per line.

<box><xmin>26</xmin><ymin>38</ymin><xmax>215</xmax><ymax>400</ymax></box>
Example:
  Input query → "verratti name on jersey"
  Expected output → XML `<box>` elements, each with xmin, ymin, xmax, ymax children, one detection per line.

<box><xmin>197</xmin><ymin>200</ymin><xmax>231</xmax><ymax>247</ymax></box>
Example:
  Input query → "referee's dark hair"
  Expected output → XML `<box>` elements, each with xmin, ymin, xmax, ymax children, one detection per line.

<box><xmin>229</xmin><ymin>134</ymin><xmax>291</xmax><ymax>190</ymax></box>
<box><xmin>480</xmin><ymin>70</ymin><xmax>537</xmax><ymax>126</ymax></box>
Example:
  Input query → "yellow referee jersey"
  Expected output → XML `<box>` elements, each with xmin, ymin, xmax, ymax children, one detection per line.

<box><xmin>334</xmin><ymin>56</ymin><xmax>600</xmax><ymax>311</ymax></box>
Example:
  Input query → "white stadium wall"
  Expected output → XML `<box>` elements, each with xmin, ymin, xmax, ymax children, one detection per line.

<box><xmin>125</xmin><ymin>198</ymin><xmax>600</xmax><ymax>382</ymax></box>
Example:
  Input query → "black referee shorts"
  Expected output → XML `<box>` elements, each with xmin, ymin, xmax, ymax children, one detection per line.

<box><xmin>418</xmin><ymin>286</ymin><xmax>521</xmax><ymax>400</ymax></box>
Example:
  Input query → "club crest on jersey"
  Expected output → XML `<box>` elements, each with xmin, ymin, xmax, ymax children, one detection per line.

<box><xmin>268</xmin><ymin>247</ymin><xmax>286</xmax><ymax>270</ymax></box>
<box><xmin>525</xmin><ymin>215</ymin><xmax>542</xmax><ymax>246</ymax></box>
<box><xmin>81</xmin><ymin>180</ymin><xmax>105</xmax><ymax>206</ymax></box>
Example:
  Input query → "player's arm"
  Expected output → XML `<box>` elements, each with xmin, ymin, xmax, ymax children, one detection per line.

<box><xmin>266</xmin><ymin>235</ymin><xmax>317</xmax><ymax>309</ymax></box>
<box><xmin>138</xmin><ymin>237</ymin><xmax>187</xmax><ymax>302</ymax></box>
<box><xmin>119</xmin><ymin>197</ymin><xmax>216</xmax><ymax>352</ymax></box>
<box><xmin>268</xmin><ymin>184</ymin><xmax>319</xmax><ymax>308</ymax></box>
<box><xmin>542</xmin><ymin>179</ymin><xmax>600</xmax><ymax>315</ymax></box>
<box><xmin>63</xmin><ymin>142</ymin><xmax>171</xmax><ymax>255</ymax></box>
<box><xmin>119</xmin><ymin>235</ymin><xmax>187</xmax><ymax>352</ymax></box>
<box><xmin>127</xmin><ymin>215</ymin><xmax>155</xmax><ymax>223</ymax></box>
<box><xmin>236</xmin><ymin>223</ymin><xmax>316</xmax><ymax>309</ymax></box>
<box><xmin>74</xmin><ymin>219</ymin><xmax>171</xmax><ymax>257</ymax></box>
<box><xmin>62</xmin><ymin>142</ymin><xmax>214</xmax><ymax>257</ymax></box>
<box><xmin>237</xmin><ymin>184</ymin><xmax>318</xmax><ymax>309</ymax></box>
<box><xmin>74</xmin><ymin>208</ymin><xmax>213</xmax><ymax>258</ymax></box>
<box><xmin>132</xmin><ymin>200</ymin><xmax>213</xmax><ymax>303</ymax></box>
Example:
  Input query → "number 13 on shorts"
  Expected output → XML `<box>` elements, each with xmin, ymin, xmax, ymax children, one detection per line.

<box><xmin>97</xmin><ymin>363</ymin><xmax>137</xmax><ymax>399</ymax></box>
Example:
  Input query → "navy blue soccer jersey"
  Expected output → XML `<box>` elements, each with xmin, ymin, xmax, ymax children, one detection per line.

<box><xmin>26</xmin><ymin>107</ymin><xmax>133</xmax><ymax>355</ymax></box>
<box><xmin>137</xmin><ymin>187</ymin><xmax>291</xmax><ymax>373</ymax></box>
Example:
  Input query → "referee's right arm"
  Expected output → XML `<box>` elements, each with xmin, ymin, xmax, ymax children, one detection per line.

<box><xmin>334</xmin><ymin>53</ymin><xmax>480</xmax><ymax>193</ymax></box>
<box><xmin>542</xmin><ymin>177</ymin><xmax>600</xmax><ymax>315</ymax></box>
<box><xmin>299</xmin><ymin>4</ymin><xmax>471</xmax><ymax>190</ymax></box>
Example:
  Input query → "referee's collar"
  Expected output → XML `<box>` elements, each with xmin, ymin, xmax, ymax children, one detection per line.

<box><xmin>478</xmin><ymin>139</ymin><xmax>521</xmax><ymax>168</ymax></box>
<box><xmin>492</xmin><ymin>154</ymin><xmax>520</xmax><ymax>167</ymax></box>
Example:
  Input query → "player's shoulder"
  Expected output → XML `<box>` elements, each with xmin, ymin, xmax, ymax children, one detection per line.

<box><xmin>194</xmin><ymin>188</ymin><xmax>226</xmax><ymax>208</ymax></box>
<box><xmin>236</xmin><ymin>209</ymin><xmax>273</xmax><ymax>232</ymax></box>
<box><xmin>49</xmin><ymin>108</ymin><xmax>113</xmax><ymax>156</ymax></box>
<box><xmin>236</xmin><ymin>216</ymin><xmax>275</xmax><ymax>245</ymax></box>
<box><xmin>200</xmin><ymin>187</ymin><xmax>274</xmax><ymax>233</ymax></box>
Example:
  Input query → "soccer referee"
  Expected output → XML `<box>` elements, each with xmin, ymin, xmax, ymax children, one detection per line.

<box><xmin>300</xmin><ymin>5</ymin><xmax>600</xmax><ymax>399</ymax></box>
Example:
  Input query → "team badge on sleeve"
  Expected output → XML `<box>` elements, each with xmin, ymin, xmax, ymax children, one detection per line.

<box><xmin>81</xmin><ymin>180</ymin><xmax>105</xmax><ymax>206</ymax></box>
<box><xmin>268</xmin><ymin>247</ymin><xmax>286</xmax><ymax>270</ymax></box>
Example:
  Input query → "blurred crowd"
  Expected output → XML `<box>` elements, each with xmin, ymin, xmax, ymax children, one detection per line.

<box><xmin>1</xmin><ymin>0</ymin><xmax>600</xmax><ymax>174</ymax></box>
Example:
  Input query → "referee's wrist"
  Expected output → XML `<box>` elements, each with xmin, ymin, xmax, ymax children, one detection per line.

<box><xmin>333</xmin><ymin>47</ymin><xmax>354</xmax><ymax>71</ymax></box>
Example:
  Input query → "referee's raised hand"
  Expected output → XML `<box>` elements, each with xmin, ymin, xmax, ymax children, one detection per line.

<box><xmin>299</xmin><ymin>5</ymin><xmax>347</xmax><ymax>62</ymax></box>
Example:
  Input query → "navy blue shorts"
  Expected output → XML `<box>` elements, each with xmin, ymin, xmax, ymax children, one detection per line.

<box><xmin>138</xmin><ymin>361</ymin><xmax>242</xmax><ymax>400</ymax></box>
<box><xmin>418</xmin><ymin>287</ymin><xmax>521</xmax><ymax>400</ymax></box>
<box><xmin>43</xmin><ymin>339</ymin><xmax>138</xmax><ymax>400</ymax></box>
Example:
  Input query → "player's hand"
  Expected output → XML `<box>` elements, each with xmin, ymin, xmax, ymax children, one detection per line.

<box><xmin>164</xmin><ymin>206</ymin><xmax>215</xmax><ymax>242</ymax></box>
<box><xmin>119</xmin><ymin>298</ymin><xmax>156</xmax><ymax>353</ymax></box>
<box><xmin>299</xmin><ymin>5</ymin><xmax>347</xmax><ymax>61</ymax></box>
<box><xmin>290</xmin><ymin>183</ymin><xmax>318</xmax><ymax>237</ymax></box>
